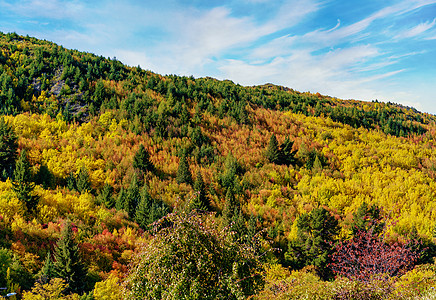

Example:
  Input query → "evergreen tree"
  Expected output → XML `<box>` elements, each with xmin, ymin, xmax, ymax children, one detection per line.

<box><xmin>115</xmin><ymin>188</ymin><xmax>126</xmax><ymax>211</ymax></box>
<box><xmin>76</xmin><ymin>166</ymin><xmax>91</xmax><ymax>193</ymax></box>
<box><xmin>286</xmin><ymin>207</ymin><xmax>339</xmax><ymax>280</ymax></box>
<box><xmin>133</xmin><ymin>144</ymin><xmax>154</xmax><ymax>173</ymax></box>
<box><xmin>0</xmin><ymin>117</ymin><xmax>18</xmax><ymax>180</ymax></box>
<box><xmin>125</xmin><ymin>174</ymin><xmax>140</xmax><ymax>218</ymax></box>
<box><xmin>351</xmin><ymin>202</ymin><xmax>384</xmax><ymax>236</ymax></box>
<box><xmin>35</xmin><ymin>164</ymin><xmax>53</xmax><ymax>189</ymax></box>
<box><xmin>135</xmin><ymin>185</ymin><xmax>152</xmax><ymax>229</ymax></box>
<box><xmin>66</xmin><ymin>172</ymin><xmax>76</xmax><ymax>191</ymax></box>
<box><xmin>266</xmin><ymin>134</ymin><xmax>280</xmax><ymax>164</ymax></box>
<box><xmin>37</xmin><ymin>251</ymin><xmax>55</xmax><ymax>284</ymax></box>
<box><xmin>176</xmin><ymin>154</ymin><xmax>192</xmax><ymax>185</ymax></box>
<box><xmin>279</xmin><ymin>136</ymin><xmax>296</xmax><ymax>165</ymax></box>
<box><xmin>98</xmin><ymin>183</ymin><xmax>114</xmax><ymax>208</ymax></box>
<box><xmin>12</xmin><ymin>149</ymin><xmax>38</xmax><ymax>213</ymax></box>
<box><xmin>222</xmin><ymin>188</ymin><xmax>238</xmax><ymax>223</ymax></box>
<box><xmin>53</xmin><ymin>221</ymin><xmax>87</xmax><ymax>294</ymax></box>
<box><xmin>190</xmin><ymin>171</ymin><xmax>209</xmax><ymax>211</ymax></box>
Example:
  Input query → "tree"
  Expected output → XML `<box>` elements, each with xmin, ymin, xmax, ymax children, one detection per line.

<box><xmin>190</xmin><ymin>171</ymin><xmax>209</xmax><ymax>211</ymax></box>
<box><xmin>76</xmin><ymin>166</ymin><xmax>91</xmax><ymax>194</ymax></box>
<box><xmin>176</xmin><ymin>154</ymin><xmax>192</xmax><ymax>185</ymax></box>
<box><xmin>125</xmin><ymin>174</ymin><xmax>140</xmax><ymax>218</ymax></box>
<box><xmin>135</xmin><ymin>185</ymin><xmax>152</xmax><ymax>229</ymax></box>
<box><xmin>330</xmin><ymin>229</ymin><xmax>420</xmax><ymax>281</ymax></box>
<box><xmin>266</xmin><ymin>134</ymin><xmax>280</xmax><ymax>164</ymax></box>
<box><xmin>286</xmin><ymin>207</ymin><xmax>339</xmax><ymax>280</ymax></box>
<box><xmin>37</xmin><ymin>251</ymin><xmax>55</xmax><ymax>284</ymax></box>
<box><xmin>0</xmin><ymin>117</ymin><xmax>17</xmax><ymax>180</ymax></box>
<box><xmin>133</xmin><ymin>144</ymin><xmax>154</xmax><ymax>173</ymax></box>
<box><xmin>124</xmin><ymin>210</ymin><xmax>264</xmax><ymax>299</ymax></box>
<box><xmin>53</xmin><ymin>220</ymin><xmax>87</xmax><ymax>294</ymax></box>
<box><xmin>97</xmin><ymin>183</ymin><xmax>114</xmax><ymax>209</ymax></box>
<box><xmin>278</xmin><ymin>136</ymin><xmax>296</xmax><ymax>165</ymax></box>
<box><xmin>12</xmin><ymin>149</ymin><xmax>38</xmax><ymax>213</ymax></box>
<box><xmin>350</xmin><ymin>202</ymin><xmax>384</xmax><ymax>236</ymax></box>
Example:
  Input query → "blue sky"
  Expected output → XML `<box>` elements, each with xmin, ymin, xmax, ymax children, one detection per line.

<box><xmin>1</xmin><ymin>0</ymin><xmax>436</xmax><ymax>114</ymax></box>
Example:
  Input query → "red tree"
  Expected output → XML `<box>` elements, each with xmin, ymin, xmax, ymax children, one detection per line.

<box><xmin>330</xmin><ymin>229</ymin><xmax>420</xmax><ymax>281</ymax></box>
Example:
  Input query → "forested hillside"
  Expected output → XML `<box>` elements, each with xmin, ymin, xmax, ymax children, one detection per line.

<box><xmin>2</xmin><ymin>31</ymin><xmax>436</xmax><ymax>299</ymax></box>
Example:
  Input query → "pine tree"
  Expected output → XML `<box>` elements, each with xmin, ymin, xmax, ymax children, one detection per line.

<box><xmin>279</xmin><ymin>136</ymin><xmax>296</xmax><ymax>165</ymax></box>
<box><xmin>0</xmin><ymin>117</ymin><xmax>18</xmax><ymax>180</ymax></box>
<box><xmin>36</xmin><ymin>164</ymin><xmax>53</xmax><ymax>189</ymax></box>
<box><xmin>115</xmin><ymin>188</ymin><xmax>126</xmax><ymax>211</ymax></box>
<box><xmin>223</xmin><ymin>188</ymin><xmax>238</xmax><ymax>223</ymax></box>
<box><xmin>76</xmin><ymin>166</ymin><xmax>91</xmax><ymax>193</ymax></box>
<box><xmin>66</xmin><ymin>172</ymin><xmax>76</xmax><ymax>191</ymax></box>
<box><xmin>12</xmin><ymin>149</ymin><xmax>38</xmax><ymax>213</ymax></box>
<box><xmin>190</xmin><ymin>171</ymin><xmax>209</xmax><ymax>211</ymax></box>
<box><xmin>133</xmin><ymin>144</ymin><xmax>154</xmax><ymax>173</ymax></box>
<box><xmin>266</xmin><ymin>134</ymin><xmax>280</xmax><ymax>164</ymax></box>
<box><xmin>135</xmin><ymin>185</ymin><xmax>152</xmax><ymax>229</ymax></box>
<box><xmin>98</xmin><ymin>183</ymin><xmax>114</xmax><ymax>208</ymax></box>
<box><xmin>125</xmin><ymin>174</ymin><xmax>140</xmax><ymax>218</ymax></box>
<box><xmin>37</xmin><ymin>251</ymin><xmax>55</xmax><ymax>284</ymax></box>
<box><xmin>53</xmin><ymin>221</ymin><xmax>86</xmax><ymax>294</ymax></box>
<box><xmin>176</xmin><ymin>154</ymin><xmax>192</xmax><ymax>185</ymax></box>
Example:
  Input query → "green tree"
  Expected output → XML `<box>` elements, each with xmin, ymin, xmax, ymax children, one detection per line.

<box><xmin>286</xmin><ymin>207</ymin><xmax>339</xmax><ymax>280</ymax></box>
<box><xmin>266</xmin><ymin>134</ymin><xmax>280</xmax><ymax>164</ymax></box>
<box><xmin>35</xmin><ymin>164</ymin><xmax>53</xmax><ymax>189</ymax></box>
<box><xmin>351</xmin><ymin>202</ymin><xmax>384</xmax><ymax>236</ymax></box>
<box><xmin>133</xmin><ymin>144</ymin><xmax>154</xmax><ymax>173</ymax></box>
<box><xmin>0</xmin><ymin>117</ymin><xmax>18</xmax><ymax>180</ymax></box>
<box><xmin>76</xmin><ymin>166</ymin><xmax>91</xmax><ymax>194</ymax></box>
<box><xmin>279</xmin><ymin>136</ymin><xmax>296</xmax><ymax>165</ymax></box>
<box><xmin>37</xmin><ymin>251</ymin><xmax>55</xmax><ymax>284</ymax></box>
<box><xmin>190</xmin><ymin>171</ymin><xmax>209</xmax><ymax>211</ymax></box>
<box><xmin>124</xmin><ymin>211</ymin><xmax>264</xmax><ymax>300</ymax></box>
<box><xmin>53</xmin><ymin>220</ymin><xmax>87</xmax><ymax>294</ymax></box>
<box><xmin>125</xmin><ymin>174</ymin><xmax>140</xmax><ymax>218</ymax></box>
<box><xmin>135</xmin><ymin>185</ymin><xmax>152</xmax><ymax>229</ymax></box>
<box><xmin>176</xmin><ymin>154</ymin><xmax>192</xmax><ymax>185</ymax></box>
<box><xmin>12</xmin><ymin>149</ymin><xmax>38</xmax><ymax>213</ymax></box>
<box><xmin>97</xmin><ymin>183</ymin><xmax>114</xmax><ymax>209</ymax></box>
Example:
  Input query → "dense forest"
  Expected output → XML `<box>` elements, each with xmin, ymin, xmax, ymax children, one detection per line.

<box><xmin>2</xmin><ymin>31</ymin><xmax>436</xmax><ymax>299</ymax></box>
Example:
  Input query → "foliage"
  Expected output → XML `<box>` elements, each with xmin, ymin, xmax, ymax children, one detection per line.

<box><xmin>53</xmin><ymin>220</ymin><xmax>87</xmax><ymax>294</ymax></box>
<box><xmin>286</xmin><ymin>207</ymin><xmax>339</xmax><ymax>280</ymax></box>
<box><xmin>330</xmin><ymin>229</ymin><xmax>420</xmax><ymax>281</ymax></box>
<box><xmin>0</xmin><ymin>116</ymin><xmax>17</xmax><ymax>180</ymax></box>
<box><xmin>12</xmin><ymin>149</ymin><xmax>38</xmax><ymax>213</ymax></box>
<box><xmin>124</xmin><ymin>210</ymin><xmax>264</xmax><ymax>300</ymax></box>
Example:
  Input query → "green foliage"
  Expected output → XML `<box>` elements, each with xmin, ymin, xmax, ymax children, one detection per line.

<box><xmin>97</xmin><ymin>183</ymin><xmax>114</xmax><ymax>209</ymax></box>
<box><xmin>37</xmin><ymin>251</ymin><xmax>55</xmax><ymax>284</ymax></box>
<box><xmin>76</xmin><ymin>166</ymin><xmax>91</xmax><ymax>194</ymax></box>
<box><xmin>351</xmin><ymin>202</ymin><xmax>384</xmax><ymax>235</ymax></box>
<box><xmin>124</xmin><ymin>211</ymin><xmax>264</xmax><ymax>300</ymax></box>
<box><xmin>266</xmin><ymin>134</ymin><xmax>280</xmax><ymax>164</ymax></box>
<box><xmin>53</xmin><ymin>220</ymin><xmax>87</xmax><ymax>294</ymax></box>
<box><xmin>133</xmin><ymin>144</ymin><xmax>154</xmax><ymax>174</ymax></box>
<box><xmin>12</xmin><ymin>149</ymin><xmax>38</xmax><ymax>213</ymax></box>
<box><xmin>286</xmin><ymin>207</ymin><xmax>339</xmax><ymax>280</ymax></box>
<box><xmin>176</xmin><ymin>154</ymin><xmax>192</xmax><ymax>185</ymax></box>
<box><xmin>0</xmin><ymin>117</ymin><xmax>17</xmax><ymax>180</ymax></box>
<box><xmin>190</xmin><ymin>171</ymin><xmax>209</xmax><ymax>211</ymax></box>
<box><xmin>124</xmin><ymin>174</ymin><xmax>140</xmax><ymax>218</ymax></box>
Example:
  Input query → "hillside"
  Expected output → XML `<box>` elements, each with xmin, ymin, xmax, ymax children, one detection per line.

<box><xmin>2</xmin><ymin>31</ymin><xmax>436</xmax><ymax>299</ymax></box>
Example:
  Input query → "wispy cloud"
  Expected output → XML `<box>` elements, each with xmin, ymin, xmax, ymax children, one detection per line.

<box><xmin>395</xmin><ymin>19</ymin><xmax>436</xmax><ymax>39</ymax></box>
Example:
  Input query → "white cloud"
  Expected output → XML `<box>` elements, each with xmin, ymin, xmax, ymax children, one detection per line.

<box><xmin>395</xmin><ymin>19</ymin><xmax>436</xmax><ymax>39</ymax></box>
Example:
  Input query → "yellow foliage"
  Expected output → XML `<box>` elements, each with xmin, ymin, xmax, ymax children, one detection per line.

<box><xmin>93</xmin><ymin>273</ymin><xmax>123</xmax><ymax>300</ymax></box>
<box><xmin>22</xmin><ymin>278</ymin><xmax>79</xmax><ymax>300</ymax></box>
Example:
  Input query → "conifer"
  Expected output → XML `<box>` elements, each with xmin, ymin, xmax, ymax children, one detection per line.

<box><xmin>53</xmin><ymin>221</ymin><xmax>86</xmax><ymax>294</ymax></box>
<box><xmin>0</xmin><ymin>117</ymin><xmax>17</xmax><ymax>180</ymax></box>
<box><xmin>98</xmin><ymin>183</ymin><xmax>114</xmax><ymax>209</ymax></box>
<box><xmin>176</xmin><ymin>154</ymin><xmax>192</xmax><ymax>185</ymax></box>
<box><xmin>13</xmin><ymin>149</ymin><xmax>38</xmax><ymax>213</ymax></box>
<box><xmin>125</xmin><ymin>174</ymin><xmax>140</xmax><ymax>218</ymax></box>
<box><xmin>190</xmin><ymin>170</ymin><xmax>209</xmax><ymax>211</ymax></box>
<box><xmin>133</xmin><ymin>144</ymin><xmax>153</xmax><ymax>173</ymax></box>
<box><xmin>76</xmin><ymin>166</ymin><xmax>91</xmax><ymax>193</ymax></box>
<box><xmin>266</xmin><ymin>134</ymin><xmax>280</xmax><ymax>164</ymax></box>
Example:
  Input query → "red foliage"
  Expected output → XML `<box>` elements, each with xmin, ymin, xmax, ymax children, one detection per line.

<box><xmin>330</xmin><ymin>230</ymin><xmax>420</xmax><ymax>281</ymax></box>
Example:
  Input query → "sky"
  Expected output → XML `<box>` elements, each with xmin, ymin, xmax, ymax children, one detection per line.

<box><xmin>1</xmin><ymin>0</ymin><xmax>436</xmax><ymax>114</ymax></box>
